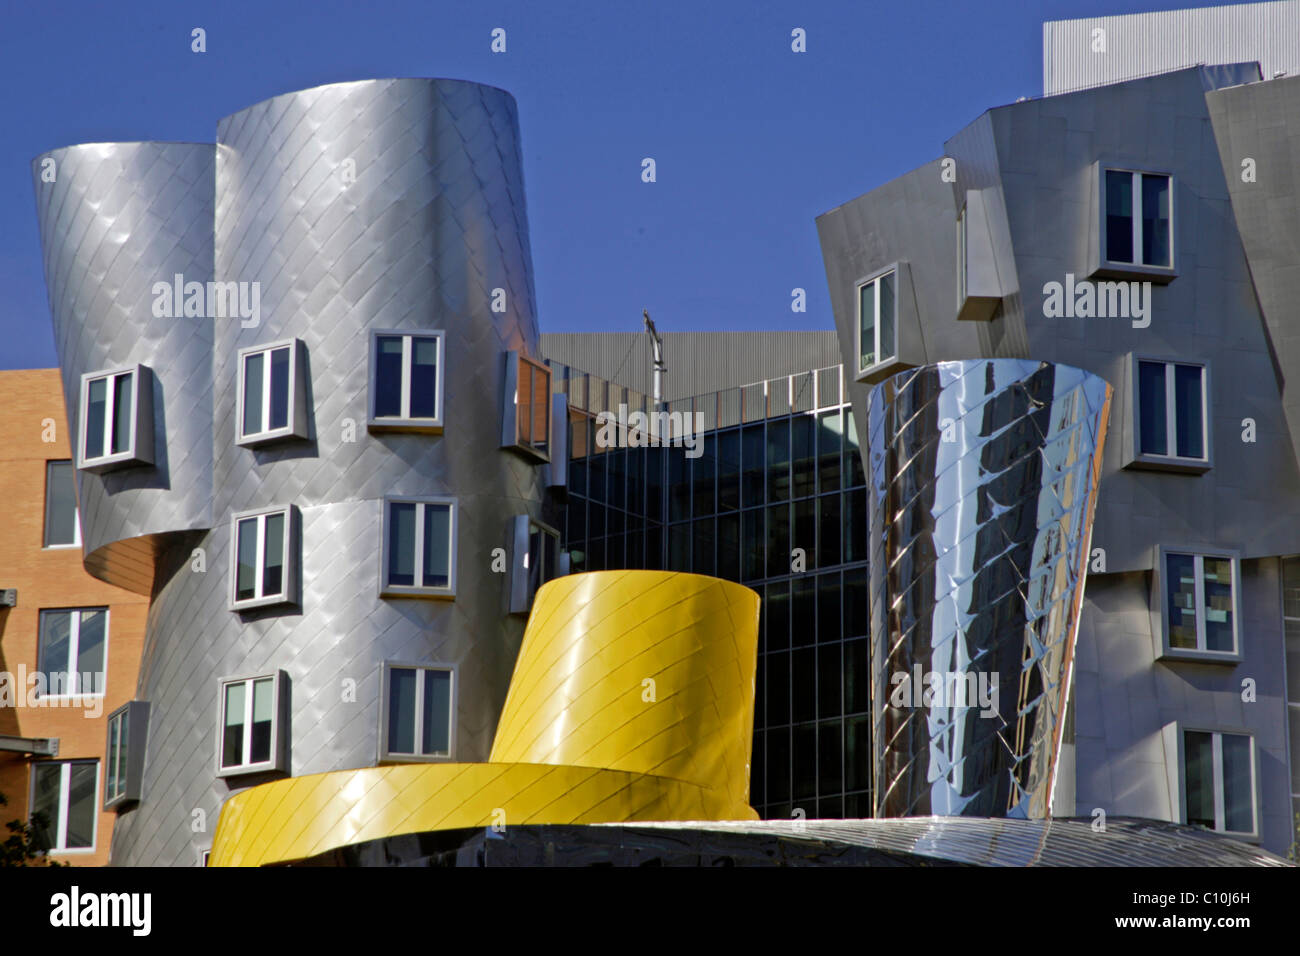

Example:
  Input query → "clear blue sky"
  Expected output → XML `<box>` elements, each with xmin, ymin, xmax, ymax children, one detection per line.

<box><xmin>0</xmin><ymin>0</ymin><xmax>1206</xmax><ymax>368</ymax></box>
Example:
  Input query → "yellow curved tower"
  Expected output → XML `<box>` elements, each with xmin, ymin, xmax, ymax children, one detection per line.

<box><xmin>209</xmin><ymin>571</ymin><xmax>760</xmax><ymax>866</ymax></box>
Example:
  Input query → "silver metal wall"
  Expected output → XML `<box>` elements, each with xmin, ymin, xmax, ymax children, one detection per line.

<box><xmin>34</xmin><ymin>79</ymin><xmax>550</xmax><ymax>865</ymax></box>
<box><xmin>867</xmin><ymin>360</ymin><xmax>1111</xmax><ymax>819</ymax></box>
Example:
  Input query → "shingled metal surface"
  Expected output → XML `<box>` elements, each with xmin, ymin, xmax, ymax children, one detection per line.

<box><xmin>867</xmin><ymin>360</ymin><xmax>1112</xmax><ymax>819</ymax></box>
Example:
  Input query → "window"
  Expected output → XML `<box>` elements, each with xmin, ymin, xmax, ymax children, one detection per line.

<box><xmin>956</xmin><ymin>204</ymin><xmax>967</xmax><ymax>305</ymax></box>
<box><xmin>1183</xmin><ymin>730</ymin><xmax>1256</xmax><ymax>837</ymax></box>
<box><xmin>1157</xmin><ymin>548</ymin><xmax>1240</xmax><ymax>660</ymax></box>
<box><xmin>509</xmin><ymin>515</ymin><xmax>561</xmax><ymax>613</ymax></box>
<box><xmin>379</xmin><ymin>663</ymin><xmax>455</xmax><ymax>761</ymax></box>
<box><xmin>217</xmin><ymin>672</ymin><xmax>286</xmax><ymax>776</ymax></box>
<box><xmin>381</xmin><ymin>496</ymin><xmax>455</xmax><ymax>598</ymax></box>
<box><xmin>30</xmin><ymin>760</ymin><xmax>98</xmax><ymax>852</ymax></box>
<box><xmin>368</xmin><ymin>330</ymin><xmax>444</xmax><ymax>432</ymax></box>
<box><xmin>1138</xmin><ymin>359</ymin><xmax>1205</xmax><ymax>462</ymax></box>
<box><xmin>78</xmin><ymin>365</ymin><xmax>153</xmax><ymax>472</ymax></box>
<box><xmin>104</xmin><ymin>701</ymin><xmax>149</xmax><ymax>809</ymax></box>
<box><xmin>1103</xmin><ymin>169</ymin><xmax>1172</xmax><ymax>269</ymax></box>
<box><xmin>43</xmin><ymin>460</ymin><xmax>80</xmax><ymax>548</ymax></box>
<box><xmin>236</xmin><ymin>340</ymin><xmax>307</xmax><ymax>445</ymax></box>
<box><xmin>856</xmin><ymin>270</ymin><xmax>896</xmax><ymax>374</ymax></box>
<box><xmin>229</xmin><ymin>506</ymin><xmax>298</xmax><ymax>610</ymax></box>
<box><xmin>502</xmin><ymin>351</ymin><xmax>551</xmax><ymax>460</ymax></box>
<box><xmin>36</xmin><ymin>608</ymin><xmax>107</xmax><ymax>697</ymax></box>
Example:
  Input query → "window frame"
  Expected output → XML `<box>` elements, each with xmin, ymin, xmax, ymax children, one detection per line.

<box><xmin>42</xmin><ymin>459</ymin><xmax>81</xmax><ymax>549</ymax></box>
<box><xmin>853</xmin><ymin>264</ymin><xmax>899</xmax><ymax>380</ymax></box>
<box><xmin>235</xmin><ymin>338</ymin><xmax>307</xmax><ymax>446</ymax></box>
<box><xmin>379</xmin><ymin>495</ymin><xmax>457</xmax><ymax>599</ymax></box>
<box><xmin>1166</xmin><ymin>723</ymin><xmax>1259</xmax><ymax>841</ymax></box>
<box><xmin>77</xmin><ymin>364</ymin><xmax>154</xmax><ymax>472</ymax></box>
<box><xmin>1094</xmin><ymin>164</ymin><xmax>1177</xmax><ymax>280</ymax></box>
<box><xmin>103</xmin><ymin>700</ymin><xmax>149</xmax><ymax>810</ymax></box>
<box><xmin>29</xmin><ymin>759</ymin><xmax>99</xmax><ymax>855</ymax></box>
<box><xmin>367</xmin><ymin>329</ymin><xmax>445</xmax><ymax>433</ymax></box>
<box><xmin>509</xmin><ymin>514</ymin><xmax>562</xmax><ymax>614</ymax></box>
<box><xmin>1153</xmin><ymin>545</ymin><xmax>1243</xmax><ymax>663</ymax></box>
<box><xmin>215</xmin><ymin>670</ymin><xmax>288</xmax><ymax>778</ymax></box>
<box><xmin>501</xmin><ymin>351</ymin><xmax>552</xmax><ymax>461</ymax></box>
<box><xmin>377</xmin><ymin>661</ymin><xmax>457</xmax><ymax>763</ymax></box>
<box><xmin>36</xmin><ymin>607</ymin><xmax>108</xmax><ymax>699</ymax></box>
<box><xmin>1125</xmin><ymin>354</ymin><xmax>1212</xmax><ymax>473</ymax></box>
<box><xmin>228</xmin><ymin>505</ymin><xmax>299</xmax><ymax>611</ymax></box>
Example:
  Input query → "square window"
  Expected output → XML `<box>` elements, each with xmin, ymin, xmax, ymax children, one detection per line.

<box><xmin>216</xmin><ymin>672</ymin><xmax>286</xmax><ymax>776</ymax></box>
<box><xmin>381</xmin><ymin>496</ymin><xmax>456</xmax><ymax>598</ymax></box>
<box><xmin>36</xmin><ymin>608</ymin><xmax>107</xmax><ymax>698</ymax></box>
<box><xmin>229</xmin><ymin>506</ymin><xmax>298</xmax><ymax>610</ymax></box>
<box><xmin>856</xmin><ymin>270</ymin><xmax>896</xmax><ymax>374</ymax></box>
<box><xmin>236</xmin><ymin>339</ymin><xmax>307</xmax><ymax>445</ymax></box>
<box><xmin>1156</xmin><ymin>548</ymin><xmax>1241</xmax><ymax>661</ymax></box>
<box><xmin>43</xmin><ymin>460</ymin><xmax>80</xmax><ymax>548</ymax></box>
<box><xmin>29</xmin><ymin>760</ymin><xmax>98</xmax><ymax>853</ymax></box>
<box><xmin>368</xmin><ymin>330</ymin><xmax>445</xmax><ymax>432</ymax></box>
<box><xmin>502</xmin><ymin>351</ymin><xmax>551</xmax><ymax>460</ymax></box>
<box><xmin>1128</xmin><ymin>356</ymin><xmax>1210</xmax><ymax>472</ymax></box>
<box><xmin>379</xmin><ymin>663</ymin><xmax>455</xmax><ymax>761</ymax></box>
<box><xmin>77</xmin><ymin>365</ymin><xmax>154</xmax><ymax>472</ymax></box>
<box><xmin>1180</xmin><ymin>729</ymin><xmax>1257</xmax><ymax>838</ymax></box>
<box><xmin>1096</xmin><ymin>167</ymin><xmax>1175</xmax><ymax>278</ymax></box>
<box><xmin>104</xmin><ymin>701</ymin><xmax>149</xmax><ymax>809</ymax></box>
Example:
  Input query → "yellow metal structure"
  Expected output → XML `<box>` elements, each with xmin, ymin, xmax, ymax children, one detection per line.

<box><xmin>210</xmin><ymin>571</ymin><xmax>760</xmax><ymax>866</ymax></box>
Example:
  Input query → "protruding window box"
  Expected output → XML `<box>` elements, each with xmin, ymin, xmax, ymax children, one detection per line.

<box><xmin>216</xmin><ymin>671</ymin><xmax>289</xmax><ymax>778</ymax></box>
<box><xmin>854</xmin><ymin>262</ymin><xmax>921</xmax><ymax>385</ymax></box>
<box><xmin>501</xmin><ymin>351</ymin><xmax>552</xmax><ymax>461</ymax></box>
<box><xmin>380</xmin><ymin>496</ymin><xmax>456</xmax><ymax>599</ymax></box>
<box><xmin>1123</xmin><ymin>354</ymin><xmax>1211</xmax><ymax>474</ymax></box>
<box><xmin>368</xmin><ymin>330</ymin><xmax>445</xmax><ymax>434</ymax></box>
<box><xmin>1088</xmin><ymin>163</ymin><xmax>1177</xmax><ymax>283</ymax></box>
<box><xmin>956</xmin><ymin>190</ymin><xmax>1009</xmax><ymax>322</ymax></box>
<box><xmin>77</xmin><ymin>365</ymin><xmax>154</xmax><ymax>473</ymax></box>
<box><xmin>1150</xmin><ymin>546</ymin><xmax>1243</xmax><ymax>664</ymax></box>
<box><xmin>236</xmin><ymin>339</ymin><xmax>309</xmax><ymax>447</ymax></box>
<box><xmin>103</xmin><ymin>700</ymin><xmax>149</xmax><ymax>811</ymax></box>
<box><xmin>229</xmin><ymin>505</ymin><xmax>300</xmax><ymax>612</ymax></box>
<box><xmin>508</xmin><ymin>514</ymin><xmax>561</xmax><ymax>614</ymax></box>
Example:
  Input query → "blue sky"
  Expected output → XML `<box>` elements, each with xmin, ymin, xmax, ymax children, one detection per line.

<box><xmin>0</xmin><ymin>0</ymin><xmax>1207</xmax><ymax>368</ymax></box>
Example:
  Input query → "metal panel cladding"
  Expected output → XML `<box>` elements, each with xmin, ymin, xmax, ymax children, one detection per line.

<box><xmin>30</xmin><ymin>142</ymin><xmax>216</xmax><ymax>594</ymax></box>
<box><xmin>867</xmin><ymin>360</ymin><xmax>1111</xmax><ymax>820</ymax></box>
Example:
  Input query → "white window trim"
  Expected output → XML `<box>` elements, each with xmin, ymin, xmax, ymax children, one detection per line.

<box><xmin>379</xmin><ymin>495</ymin><xmax>457</xmax><ymax>599</ymax></box>
<box><xmin>854</xmin><ymin>265</ymin><xmax>898</xmax><ymax>378</ymax></box>
<box><xmin>77</xmin><ymin>365</ymin><xmax>151</xmax><ymax>471</ymax></box>
<box><xmin>235</xmin><ymin>339</ymin><xmax>304</xmax><ymax>445</ymax></box>
<box><xmin>1155</xmin><ymin>545</ymin><xmax>1242</xmax><ymax>662</ymax></box>
<box><xmin>228</xmin><ymin>505</ymin><xmax>297</xmax><ymax>611</ymax></box>
<box><xmin>215</xmin><ymin>671</ymin><xmax>287</xmax><ymax>777</ymax></box>
<box><xmin>103</xmin><ymin>700</ymin><xmax>148</xmax><ymax>810</ymax></box>
<box><xmin>1126</xmin><ymin>354</ymin><xmax>1211</xmax><ymax>473</ymax></box>
<box><xmin>36</xmin><ymin>608</ymin><xmax>108</xmax><ymax>699</ymax></box>
<box><xmin>509</xmin><ymin>515</ymin><xmax>561</xmax><ymax>614</ymax></box>
<box><xmin>105</xmin><ymin>707</ymin><xmax>128</xmax><ymax>806</ymax></box>
<box><xmin>31</xmin><ymin>760</ymin><xmax>99</xmax><ymax>855</ymax></box>
<box><xmin>367</xmin><ymin>329</ymin><xmax>445</xmax><ymax>432</ymax></box>
<box><xmin>1139</xmin><ymin>358</ymin><xmax>1208</xmax><ymax>463</ymax></box>
<box><xmin>1171</xmin><ymin>725</ymin><xmax>1260</xmax><ymax>841</ymax></box>
<box><xmin>1101</xmin><ymin>166</ymin><xmax>1176</xmax><ymax>273</ymax></box>
<box><xmin>42</xmin><ymin>460</ymin><xmax>81</xmax><ymax>549</ymax></box>
<box><xmin>377</xmin><ymin>661</ymin><xmax>457</xmax><ymax>763</ymax></box>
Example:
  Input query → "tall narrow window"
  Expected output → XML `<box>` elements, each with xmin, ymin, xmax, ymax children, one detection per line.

<box><xmin>1104</xmin><ymin>169</ymin><xmax>1172</xmax><ymax>268</ymax></box>
<box><xmin>78</xmin><ymin>366</ymin><xmax>153</xmax><ymax>471</ymax></box>
<box><xmin>503</xmin><ymin>352</ymin><xmax>551</xmax><ymax>459</ymax></box>
<box><xmin>857</xmin><ymin>270</ymin><xmax>896</xmax><ymax>373</ymax></box>
<box><xmin>103</xmin><ymin>701</ymin><xmax>148</xmax><ymax>809</ymax></box>
<box><xmin>509</xmin><ymin>515</ymin><xmax>560</xmax><ymax>613</ymax></box>
<box><xmin>217</xmin><ymin>673</ymin><xmax>285</xmax><ymax>776</ymax></box>
<box><xmin>43</xmin><ymin>460</ymin><xmax>80</xmax><ymax>548</ymax></box>
<box><xmin>36</xmin><ymin>609</ymin><xmax>107</xmax><ymax>697</ymax></box>
<box><xmin>237</xmin><ymin>340</ymin><xmax>306</xmax><ymax>445</ymax></box>
<box><xmin>229</xmin><ymin>506</ymin><xmax>297</xmax><ymax>610</ymax></box>
<box><xmin>1184</xmin><ymin>730</ymin><xmax>1256</xmax><ymax>836</ymax></box>
<box><xmin>1135</xmin><ymin>359</ymin><xmax>1207</xmax><ymax>466</ymax></box>
<box><xmin>1161</xmin><ymin>550</ymin><xmax>1239</xmax><ymax>658</ymax></box>
<box><xmin>380</xmin><ymin>663</ymin><xmax>454</xmax><ymax>761</ymax></box>
<box><xmin>381</xmin><ymin>497</ymin><xmax>455</xmax><ymax>597</ymax></box>
<box><xmin>30</xmin><ymin>760</ymin><xmax>98</xmax><ymax>852</ymax></box>
<box><xmin>368</xmin><ymin>331</ymin><xmax>444</xmax><ymax>432</ymax></box>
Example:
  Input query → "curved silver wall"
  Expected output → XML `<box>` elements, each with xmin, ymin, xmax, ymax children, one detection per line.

<box><xmin>31</xmin><ymin>142</ymin><xmax>215</xmax><ymax>594</ymax></box>
<box><xmin>33</xmin><ymin>79</ymin><xmax>550</xmax><ymax>865</ymax></box>
<box><xmin>867</xmin><ymin>360</ymin><xmax>1111</xmax><ymax>820</ymax></box>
